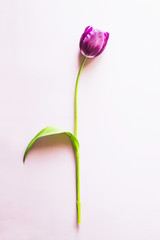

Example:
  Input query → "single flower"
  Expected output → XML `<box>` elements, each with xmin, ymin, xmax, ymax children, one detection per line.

<box><xmin>79</xmin><ymin>26</ymin><xmax>109</xmax><ymax>58</ymax></box>
<box><xmin>23</xmin><ymin>26</ymin><xmax>110</xmax><ymax>225</ymax></box>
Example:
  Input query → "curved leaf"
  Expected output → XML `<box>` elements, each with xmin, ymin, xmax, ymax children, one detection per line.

<box><xmin>23</xmin><ymin>126</ymin><xmax>79</xmax><ymax>163</ymax></box>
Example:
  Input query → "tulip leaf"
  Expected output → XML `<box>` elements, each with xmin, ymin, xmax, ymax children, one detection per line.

<box><xmin>23</xmin><ymin>126</ymin><xmax>79</xmax><ymax>163</ymax></box>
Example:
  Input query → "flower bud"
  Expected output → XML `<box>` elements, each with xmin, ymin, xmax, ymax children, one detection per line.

<box><xmin>79</xmin><ymin>26</ymin><xmax>109</xmax><ymax>58</ymax></box>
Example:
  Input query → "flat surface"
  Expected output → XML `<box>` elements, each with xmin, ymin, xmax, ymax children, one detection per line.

<box><xmin>0</xmin><ymin>0</ymin><xmax>160</xmax><ymax>239</ymax></box>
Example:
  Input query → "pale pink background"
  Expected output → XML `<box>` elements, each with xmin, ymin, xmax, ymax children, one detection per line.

<box><xmin>0</xmin><ymin>0</ymin><xmax>160</xmax><ymax>239</ymax></box>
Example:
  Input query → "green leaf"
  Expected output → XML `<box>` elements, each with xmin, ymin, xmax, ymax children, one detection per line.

<box><xmin>23</xmin><ymin>126</ymin><xmax>79</xmax><ymax>163</ymax></box>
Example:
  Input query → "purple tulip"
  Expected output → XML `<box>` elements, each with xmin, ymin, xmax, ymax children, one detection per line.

<box><xmin>79</xmin><ymin>26</ymin><xmax>109</xmax><ymax>58</ymax></box>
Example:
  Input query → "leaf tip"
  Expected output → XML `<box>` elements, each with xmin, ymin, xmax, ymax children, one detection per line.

<box><xmin>23</xmin><ymin>153</ymin><xmax>26</xmax><ymax>164</ymax></box>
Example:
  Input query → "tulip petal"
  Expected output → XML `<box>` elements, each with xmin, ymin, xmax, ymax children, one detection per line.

<box><xmin>79</xmin><ymin>26</ymin><xmax>93</xmax><ymax>52</ymax></box>
<box><xmin>95</xmin><ymin>32</ymin><xmax>109</xmax><ymax>57</ymax></box>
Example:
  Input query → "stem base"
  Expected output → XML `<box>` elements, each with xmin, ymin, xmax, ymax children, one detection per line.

<box><xmin>77</xmin><ymin>201</ymin><xmax>81</xmax><ymax>224</ymax></box>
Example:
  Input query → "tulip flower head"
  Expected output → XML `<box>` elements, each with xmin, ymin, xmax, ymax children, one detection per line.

<box><xmin>79</xmin><ymin>26</ymin><xmax>109</xmax><ymax>58</ymax></box>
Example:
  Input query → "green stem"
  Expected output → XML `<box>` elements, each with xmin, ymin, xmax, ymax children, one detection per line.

<box><xmin>74</xmin><ymin>56</ymin><xmax>87</xmax><ymax>224</ymax></box>
<box><xmin>75</xmin><ymin>56</ymin><xmax>87</xmax><ymax>138</ymax></box>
